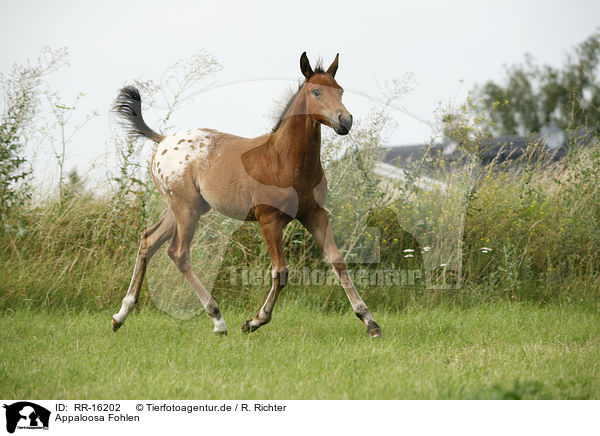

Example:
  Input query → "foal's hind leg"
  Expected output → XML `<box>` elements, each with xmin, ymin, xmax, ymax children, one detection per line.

<box><xmin>300</xmin><ymin>207</ymin><xmax>382</xmax><ymax>338</ymax></box>
<box><xmin>112</xmin><ymin>211</ymin><xmax>175</xmax><ymax>331</ymax></box>
<box><xmin>242</xmin><ymin>207</ymin><xmax>291</xmax><ymax>333</ymax></box>
<box><xmin>168</xmin><ymin>199</ymin><xmax>227</xmax><ymax>335</ymax></box>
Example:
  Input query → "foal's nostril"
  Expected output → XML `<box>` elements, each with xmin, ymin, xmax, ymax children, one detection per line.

<box><xmin>339</xmin><ymin>114</ymin><xmax>353</xmax><ymax>131</ymax></box>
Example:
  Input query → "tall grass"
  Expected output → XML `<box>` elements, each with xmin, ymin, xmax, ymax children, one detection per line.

<box><xmin>463</xmin><ymin>142</ymin><xmax>600</xmax><ymax>300</ymax></box>
<box><xmin>1</xmin><ymin>83</ymin><xmax>599</xmax><ymax>312</ymax></box>
<box><xmin>0</xmin><ymin>190</ymin><xmax>143</xmax><ymax>310</ymax></box>
<box><xmin>1</xmin><ymin>135</ymin><xmax>599</xmax><ymax>313</ymax></box>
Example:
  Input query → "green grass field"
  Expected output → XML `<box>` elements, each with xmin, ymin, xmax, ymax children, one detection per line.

<box><xmin>1</xmin><ymin>302</ymin><xmax>598</xmax><ymax>399</ymax></box>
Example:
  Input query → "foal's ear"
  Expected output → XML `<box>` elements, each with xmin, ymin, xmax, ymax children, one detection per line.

<box><xmin>300</xmin><ymin>52</ymin><xmax>313</xmax><ymax>79</ymax></box>
<box><xmin>326</xmin><ymin>53</ymin><xmax>339</xmax><ymax>77</ymax></box>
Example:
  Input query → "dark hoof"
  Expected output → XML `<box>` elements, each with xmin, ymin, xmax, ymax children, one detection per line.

<box><xmin>241</xmin><ymin>320</ymin><xmax>258</xmax><ymax>334</ymax></box>
<box><xmin>367</xmin><ymin>323</ymin><xmax>382</xmax><ymax>338</ymax></box>
<box><xmin>213</xmin><ymin>330</ymin><xmax>228</xmax><ymax>336</ymax></box>
<box><xmin>111</xmin><ymin>317</ymin><xmax>122</xmax><ymax>332</ymax></box>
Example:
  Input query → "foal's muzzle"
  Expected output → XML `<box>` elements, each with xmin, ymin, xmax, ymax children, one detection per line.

<box><xmin>335</xmin><ymin>114</ymin><xmax>353</xmax><ymax>135</ymax></box>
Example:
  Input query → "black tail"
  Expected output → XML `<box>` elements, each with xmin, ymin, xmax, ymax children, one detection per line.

<box><xmin>112</xmin><ymin>86</ymin><xmax>165</xmax><ymax>143</ymax></box>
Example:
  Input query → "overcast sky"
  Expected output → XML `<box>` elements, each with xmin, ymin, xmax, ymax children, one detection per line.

<box><xmin>1</xmin><ymin>0</ymin><xmax>599</xmax><ymax>189</ymax></box>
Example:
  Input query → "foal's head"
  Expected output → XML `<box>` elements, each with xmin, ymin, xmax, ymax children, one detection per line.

<box><xmin>299</xmin><ymin>52</ymin><xmax>353</xmax><ymax>135</ymax></box>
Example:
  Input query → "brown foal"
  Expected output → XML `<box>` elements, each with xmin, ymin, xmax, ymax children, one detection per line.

<box><xmin>112</xmin><ymin>52</ymin><xmax>382</xmax><ymax>337</ymax></box>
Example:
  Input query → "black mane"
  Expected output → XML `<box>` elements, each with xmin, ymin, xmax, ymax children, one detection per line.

<box><xmin>271</xmin><ymin>58</ymin><xmax>325</xmax><ymax>132</ymax></box>
<box><xmin>313</xmin><ymin>57</ymin><xmax>325</xmax><ymax>74</ymax></box>
<box><xmin>271</xmin><ymin>82</ymin><xmax>302</xmax><ymax>132</ymax></box>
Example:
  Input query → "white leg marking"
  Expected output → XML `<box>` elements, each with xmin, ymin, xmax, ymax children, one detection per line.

<box><xmin>212</xmin><ymin>316</ymin><xmax>228</xmax><ymax>333</ymax></box>
<box><xmin>113</xmin><ymin>295</ymin><xmax>136</xmax><ymax>324</ymax></box>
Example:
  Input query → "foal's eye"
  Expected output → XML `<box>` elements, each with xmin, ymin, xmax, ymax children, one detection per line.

<box><xmin>312</xmin><ymin>89</ymin><xmax>321</xmax><ymax>97</ymax></box>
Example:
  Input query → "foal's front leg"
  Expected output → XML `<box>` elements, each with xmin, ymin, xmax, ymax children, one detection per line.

<box><xmin>242</xmin><ymin>208</ymin><xmax>290</xmax><ymax>333</ymax></box>
<box><xmin>301</xmin><ymin>207</ymin><xmax>382</xmax><ymax>338</ymax></box>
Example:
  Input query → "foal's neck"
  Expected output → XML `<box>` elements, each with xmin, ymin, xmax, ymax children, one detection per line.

<box><xmin>272</xmin><ymin>94</ymin><xmax>323</xmax><ymax>175</ymax></box>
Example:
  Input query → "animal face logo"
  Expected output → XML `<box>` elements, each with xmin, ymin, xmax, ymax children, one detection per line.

<box><xmin>2</xmin><ymin>402</ymin><xmax>50</xmax><ymax>433</ymax></box>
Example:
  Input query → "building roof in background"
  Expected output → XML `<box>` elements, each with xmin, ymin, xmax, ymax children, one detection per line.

<box><xmin>383</xmin><ymin>127</ymin><xmax>597</xmax><ymax>168</ymax></box>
